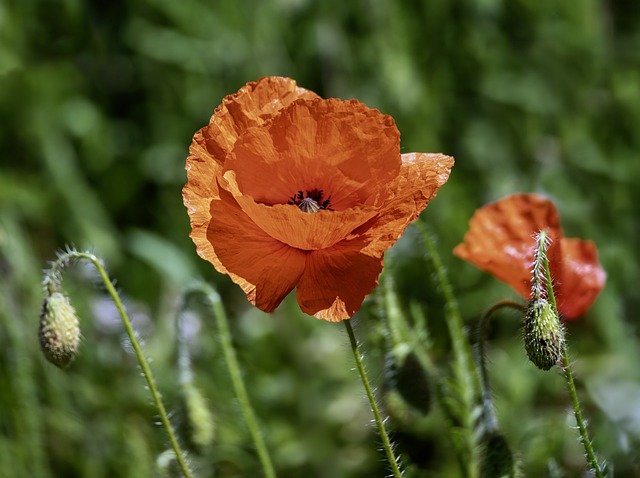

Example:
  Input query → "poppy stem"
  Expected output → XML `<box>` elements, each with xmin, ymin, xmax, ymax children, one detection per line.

<box><xmin>477</xmin><ymin>300</ymin><xmax>526</xmax><ymax>433</ymax></box>
<box><xmin>416</xmin><ymin>222</ymin><xmax>481</xmax><ymax>391</ymax></box>
<box><xmin>187</xmin><ymin>282</ymin><xmax>277</xmax><ymax>478</ymax></box>
<box><xmin>45</xmin><ymin>251</ymin><xmax>193</xmax><ymax>478</ymax></box>
<box><xmin>382</xmin><ymin>271</ymin><xmax>436</xmax><ymax>373</ymax></box>
<box><xmin>539</xmin><ymin>240</ymin><xmax>604</xmax><ymax>478</ymax></box>
<box><xmin>416</xmin><ymin>222</ymin><xmax>482</xmax><ymax>474</ymax></box>
<box><xmin>343</xmin><ymin>319</ymin><xmax>403</xmax><ymax>478</ymax></box>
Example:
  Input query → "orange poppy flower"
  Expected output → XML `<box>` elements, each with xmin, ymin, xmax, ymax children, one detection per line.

<box><xmin>183</xmin><ymin>77</ymin><xmax>453</xmax><ymax>321</ymax></box>
<box><xmin>453</xmin><ymin>193</ymin><xmax>606</xmax><ymax>320</ymax></box>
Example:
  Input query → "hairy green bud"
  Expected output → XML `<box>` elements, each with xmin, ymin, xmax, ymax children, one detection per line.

<box><xmin>183</xmin><ymin>382</ymin><xmax>215</xmax><ymax>450</ymax></box>
<box><xmin>386</xmin><ymin>350</ymin><xmax>432</xmax><ymax>415</ymax></box>
<box><xmin>523</xmin><ymin>299</ymin><xmax>563</xmax><ymax>371</ymax></box>
<box><xmin>480</xmin><ymin>432</ymin><xmax>519</xmax><ymax>478</ymax></box>
<box><xmin>39</xmin><ymin>292</ymin><xmax>81</xmax><ymax>368</ymax></box>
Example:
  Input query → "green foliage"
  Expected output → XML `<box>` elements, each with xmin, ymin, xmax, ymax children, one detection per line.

<box><xmin>2</xmin><ymin>0</ymin><xmax>640</xmax><ymax>476</ymax></box>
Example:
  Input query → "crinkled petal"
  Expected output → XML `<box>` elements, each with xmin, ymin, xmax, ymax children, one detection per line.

<box><xmin>199</xmin><ymin>76</ymin><xmax>319</xmax><ymax>164</ymax></box>
<box><xmin>183</xmin><ymin>77</ymin><xmax>317</xmax><ymax>266</ymax></box>
<box><xmin>353</xmin><ymin>153</ymin><xmax>454</xmax><ymax>257</ymax></box>
<box><xmin>207</xmin><ymin>185</ymin><xmax>308</xmax><ymax>312</ymax></box>
<box><xmin>221</xmin><ymin>171</ymin><xmax>379</xmax><ymax>250</ymax></box>
<box><xmin>453</xmin><ymin>194</ymin><xmax>563</xmax><ymax>298</ymax></box>
<box><xmin>556</xmin><ymin>238</ymin><xmax>606</xmax><ymax>320</ymax></box>
<box><xmin>224</xmin><ymin>98</ymin><xmax>401</xmax><ymax>210</ymax></box>
<box><xmin>296</xmin><ymin>238</ymin><xmax>384</xmax><ymax>321</ymax></box>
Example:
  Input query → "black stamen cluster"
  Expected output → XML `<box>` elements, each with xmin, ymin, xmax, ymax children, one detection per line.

<box><xmin>287</xmin><ymin>188</ymin><xmax>333</xmax><ymax>210</ymax></box>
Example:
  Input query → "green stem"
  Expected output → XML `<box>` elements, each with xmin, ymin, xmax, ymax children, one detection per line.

<box><xmin>540</xmin><ymin>242</ymin><xmax>604</xmax><ymax>478</ymax></box>
<box><xmin>47</xmin><ymin>252</ymin><xmax>193</xmax><ymax>478</ymax></box>
<box><xmin>560</xmin><ymin>346</ymin><xmax>603</xmax><ymax>477</ymax></box>
<box><xmin>415</xmin><ymin>222</ymin><xmax>481</xmax><ymax>393</ymax></box>
<box><xmin>188</xmin><ymin>283</ymin><xmax>276</xmax><ymax>478</ymax></box>
<box><xmin>416</xmin><ymin>223</ymin><xmax>481</xmax><ymax>478</ymax></box>
<box><xmin>382</xmin><ymin>271</ymin><xmax>406</xmax><ymax>350</ymax></box>
<box><xmin>477</xmin><ymin>300</ymin><xmax>525</xmax><ymax>432</ymax></box>
<box><xmin>343</xmin><ymin>319</ymin><xmax>402</xmax><ymax>478</ymax></box>
<box><xmin>382</xmin><ymin>271</ymin><xmax>436</xmax><ymax>378</ymax></box>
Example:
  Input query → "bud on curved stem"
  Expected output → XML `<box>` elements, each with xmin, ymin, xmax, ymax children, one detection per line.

<box><xmin>41</xmin><ymin>250</ymin><xmax>193</xmax><ymax>478</ymax></box>
<box><xmin>523</xmin><ymin>299</ymin><xmax>563</xmax><ymax>371</ymax></box>
<box><xmin>531</xmin><ymin>232</ymin><xmax>604</xmax><ymax>478</ymax></box>
<box><xmin>39</xmin><ymin>292</ymin><xmax>81</xmax><ymax>368</ymax></box>
<box><xmin>480</xmin><ymin>431</ymin><xmax>519</xmax><ymax>478</ymax></box>
<box><xmin>477</xmin><ymin>300</ymin><xmax>525</xmax><ymax>478</ymax></box>
<box><xmin>176</xmin><ymin>307</ymin><xmax>215</xmax><ymax>452</ymax></box>
<box><xmin>477</xmin><ymin>300</ymin><xmax>526</xmax><ymax>433</ymax></box>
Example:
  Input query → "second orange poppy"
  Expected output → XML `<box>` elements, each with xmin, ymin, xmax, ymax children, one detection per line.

<box><xmin>454</xmin><ymin>194</ymin><xmax>606</xmax><ymax>320</ymax></box>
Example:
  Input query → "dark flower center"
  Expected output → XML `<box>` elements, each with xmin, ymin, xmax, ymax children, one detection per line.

<box><xmin>288</xmin><ymin>189</ymin><xmax>332</xmax><ymax>213</ymax></box>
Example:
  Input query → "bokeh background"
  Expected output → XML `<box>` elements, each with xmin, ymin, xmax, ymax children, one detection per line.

<box><xmin>2</xmin><ymin>0</ymin><xmax>640</xmax><ymax>477</ymax></box>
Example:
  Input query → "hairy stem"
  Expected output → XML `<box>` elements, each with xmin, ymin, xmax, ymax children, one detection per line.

<box><xmin>46</xmin><ymin>251</ymin><xmax>193</xmax><ymax>478</ymax></box>
<box><xmin>416</xmin><ymin>222</ymin><xmax>481</xmax><ymax>477</ymax></box>
<box><xmin>382</xmin><ymin>271</ymin><xmax>437</xmax><ymax>386</ymax></box>
<box><xmin>185</xmin><ymin>283</ymin><xmax>276</xmax><ymax>478</ymax></box>
<box><xmin>344</xmin><ymin>319</ymin><xmax>402</xmax><ymax>478</ymax></box>
<box><xmin>477</xmin><ymin>300</ymin><xmax>525</xmax><ymax>432</ymax></box>
<box><xmin>540</xmin><ymin>242</ymin><xmax>604</xmax><ymax>478</ymax></box>
<box><xmin>416</xmin><ymin>222</ymin><xmax>481</xmax><ymax>392</ymax></box>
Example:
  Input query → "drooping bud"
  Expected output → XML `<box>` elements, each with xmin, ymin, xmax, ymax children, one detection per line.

<box><xmin>385</xmin><ymin>347</ymin><xmax>432</xmax><ymax>415</ymax></box>
<box><xmin>480</xmin><ymin>431</ymin><xmax>519</xmax><ymax>478</ymax></box>
<box><xmin>182</xmin><ymin>381</ymin><xmax>215</xmax><ymax>450</ymax></box>
<box><xmin>523</xmin><ymin>299</ymin><xmax>564</xmax><ymax>371</ymax></box>
<box><xmin>39</xmin><ymin>292</ymin><xmax>81</xmax><ymax>368</ymax></box>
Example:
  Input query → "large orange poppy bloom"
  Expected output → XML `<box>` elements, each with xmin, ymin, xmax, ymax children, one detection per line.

<box><xmin>183</xmin><ymin>77</ymin><xmax>453</xmax><ymax>321</ymax></box>
<box><xmin>453</xmin><ymin>193</ymin><xmax>606</xmax><ymax>320</ymax></box>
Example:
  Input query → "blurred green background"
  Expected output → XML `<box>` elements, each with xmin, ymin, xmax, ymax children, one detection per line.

<box><xmin>2</xmin><ymin>0</ymin><xmax>640</xmax><ymax>476</ymax></box>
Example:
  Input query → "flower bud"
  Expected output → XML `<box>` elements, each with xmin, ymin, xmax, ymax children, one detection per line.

<box><xmin>182</xmin><ymin>382</ymin><xmax>215</xmax><ymax>450</ymax></box>
<box><xmin>480</xmin><ymin>431</ymin><xmax>518</xmax><ymax>478</ymax></box>
<box><xmin>523</xmin><ymin>299</ymin><xmax>564</xmax><ymax>371</ymax></box>
<box><xmin>39</xmin><ymin>292</ymin><xmax>81</xmax><ymax>368</ymax></box>
<box><xmin>386</xmin><ymin>348</ymin><xmax>432</xmax><ymax>415</ymax></box>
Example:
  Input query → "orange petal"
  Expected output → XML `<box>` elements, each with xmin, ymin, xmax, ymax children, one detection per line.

<box><xmin>183</xmin><ymin>77</ymin><xmax>317</xmax><ymax>267</ymax></box>
<box><xmin>207</xmin><ymin>185</ymin><xmax>308</xmax><ymax>312</ymax></box>
<box><xmin>223</xmin><ymin>98</ymin><xmax>401</xmax><ymax>210</ymax></box>
<box><xmin>556</xmin><ymin>238</ymin><xmax>606</xmax><ymax>320</ymax></box>
<box><xmin>453</xmin><ymin>194</ymin><xmax>563</xmax><ymax>299</ymax></box>
<box><xmin>296</xmin><ymin>238</ymin><xmax>384</xmax><ymax>321</ymax></box>
<box><xmin>354</xmin><ymin>153</ymin><xmax>454</xmax><ymax>257</ymax></box>
<box><xmin>199</xmin><ymin>77</ymin><xmax>319</xmax><ymax>164</ymax></box>
<box><xmin>221</xmin><ymin>170</ymin><xmax>379</xmax><ymax>250</ymax></box>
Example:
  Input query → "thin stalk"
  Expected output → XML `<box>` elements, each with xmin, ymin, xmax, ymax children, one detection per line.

<box><xmin>344</xmin><ymin>319</ymin><xmax>402</xmax><ymax>478</ymax></box>
<box><xmin>416</xmin><ymin>222</ymin><xmax>481</xmax><ymax>477</ymax></box>
<box><xmin>477</xmin><ymin>300</ymin><xmax>525</xmax><ymax>432</ymax></box>
<box><xmin>540</xmin><ymin>244</ymin><xmax>604</xmax><ymax>478</ymax></box>
<box><xmin>415</xmin><ymin>222</ymin><xmax>481</xmax><ymax>393</ymax></box>
<box><xmin>189</xmin><ymin>283</ymin><xmax>276</xmax><ymax>478</ymax></box>
<box><xmin>382</xmin><ymin>272</ymin><xmax>405</xmax><ymax>350</ymax></box>
<box><xmin>47</xmin><ymin>251</ymin><xmax>193</xmax><ymax>478</ymax></box>
<box><xmin>382</xmin><ymin>271</ymin><xmax>437</xmax><ymax>377</ymax></box>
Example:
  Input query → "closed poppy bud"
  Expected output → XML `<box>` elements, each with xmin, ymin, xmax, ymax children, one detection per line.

<box><xmin>523</xmin><ymin>299</ymin><xmax>564</xmax><ymax>371</ymax></box>
<box><xmin>386</xmin><ymin>350</ymin><xmax>431</xmax><ymax>415</ymax></box>
<box><xmin>480</xmin><ymin>431</ymin><xmax>518</xmax><ymax>478</ymax></box>
<box><xmin>39</xmin><ymin>292</ymin><xmax>81</xmax><ymax>368</ymax></box>
<box><xmin>182</xmin><ymin>382</ymin><xmax>215</xmax><ymax>450</ymax></box>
